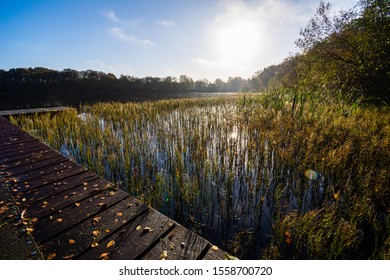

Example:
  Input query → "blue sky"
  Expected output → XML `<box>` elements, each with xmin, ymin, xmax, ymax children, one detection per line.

<box><xmin>0</xmin><ymin>0</ymin><xmax>357</xmax><ymax>81</ymax></box>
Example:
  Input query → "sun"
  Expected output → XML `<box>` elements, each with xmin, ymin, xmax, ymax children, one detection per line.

<box><xmin>215</xmin><ymin>20</ymin><xmax>260</xmax><ymax>70</ymax></box>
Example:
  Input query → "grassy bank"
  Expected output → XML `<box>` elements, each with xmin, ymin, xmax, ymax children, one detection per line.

<box><xmin>11</xmin><ymin>91</ymin><xmax>389</xmax><ymax>259</ymax></box>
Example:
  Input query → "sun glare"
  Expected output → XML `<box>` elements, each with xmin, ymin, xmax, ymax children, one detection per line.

<box><xmin>215</xmin><ymin>20</ymin><xmax>260</xmax><ymax>69</ymax></box>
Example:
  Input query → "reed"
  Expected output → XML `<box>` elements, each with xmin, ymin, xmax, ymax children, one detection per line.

<box><xmin>11</xmin><ymin>91</ymin><xmax>389</xmax><ymax>259</ymax></box>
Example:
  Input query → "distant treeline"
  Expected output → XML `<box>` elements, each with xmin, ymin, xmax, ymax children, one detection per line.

<box><xmin>0</xmin><ymin>68</ymin><xmax>255</xmax><ymax>109</ymax></box>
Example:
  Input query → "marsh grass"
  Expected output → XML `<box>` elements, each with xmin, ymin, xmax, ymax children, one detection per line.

<box><xmin>11</xmin><ymin>91</ymin><xmax>389</xmax><ymax>259</ymax></box>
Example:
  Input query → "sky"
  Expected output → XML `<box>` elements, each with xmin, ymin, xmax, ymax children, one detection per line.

<box><xmin>0</xmin><ymin>0</ymin><xmax>357</xmax><ymax>81</ymax></box>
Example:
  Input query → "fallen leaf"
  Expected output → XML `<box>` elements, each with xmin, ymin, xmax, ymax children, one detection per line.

<box><xmin>92</xmin><ymin>230</ymin><xmax>100</xmax><ymax>237</ymax></box>
<box><xmin>75</xmin><ymin>202</ymin><xmax>81</xmax><ymax>207</ymax></box>
<box><xmin>117</xmin><ymin>212</ymin><xmax>123</xmax><ymax>217</ymax></box>
<box><xmin>107</xmin><ymin>240</ymin><xmax>115</xmax><ymax>248</ymax></box>
<box><xmin>55</xmin><ymin>218</ymin><xmax>63</xmax><ymax>224</ymax></box>
<box><xmin>47</xmin><ymin>252</ymin><xmax>56</xmax><ymax>260</ymax></box>
<box><xmin>92</xmin><ymin>216</ymin><xmax>101</xmax><ymax>225</ymax></box>
<box><xmin>159</xmin><ymin>250</ymin><xmax>168</xmax><ymax>260</ymax></box>
<box><xmin>224</xmin><ymin>254</ymin><xmax>239</xmax><ymax>260</ymax></box>
<box><xmin>109</xmin><ymin>191</ymin><xmax>115</xmax><ymax>196</ymax></box>
<box><xmin>69</xmin><ymin>239</ymin><xmax>75</xmax><ymax>244</ymax></box>
<box><xmin>83</xmin><ymin>182</ymin><xmax>88</xmax><ymax>186</ymax></box>
<box><xmin>63</xmin><ymin>254</ymin><xmax>75</xmax><ymax>260</ymax></box>
<box><xmin>99</xmin><ymin>253</ymin><xmax>109</xmax><ymax>260</ymax></box>
<box><xmin>31</xmin><ymin>218</ymin><xmax>38</xmax><ymax>223</ymax></box>
<box><xmin>143</xmin><ymin>227</ymin><xmax>153</xmax><ymax>234</ymax></box>
<box><xmin>91</xmin><ymin>241</ymin><xmax>99</xmax><ymax>248</ymax></box>
<box><xmin>26</xmin><ymin>227</ymin><xmax>34</xmax><ymax>233</ymax></box>
<box><xmin>211</xmin><ymin>245</ymin><xmax>219</xmax><ymax>251</ymax></box>
<box><xmin>136</xmin><ymin>225</ymin><xmax>142</xmax><ymax>231</ymax></box>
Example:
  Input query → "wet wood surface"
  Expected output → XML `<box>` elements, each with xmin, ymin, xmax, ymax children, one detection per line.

<box><xmin>0</xmin><ymin>116</ymin><xmax>229</xmax><ymax>260</ymax></box>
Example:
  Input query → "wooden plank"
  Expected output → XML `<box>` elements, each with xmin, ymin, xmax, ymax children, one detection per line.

<box><xmin>142</xmin><ymin>222</ymin><xmax>210</xmax><ymax>260</ymax></box>
<box><xmin>15</xmin><ymin>171</ymin><xmax>95</xmax><ymax>206</ymax></box>
<box><xmin>202</xmin><ymin>246</ymin><xmax>227</xmax><ymax>260</ymax></box>
<box><xmin>0</xmin><ymin>133</ymin><xmax>35</xmax><ymax>144</ymax></box>
<box><xmin>31</xmin><ymin>189</ymin><xmax>129</xmax><ymax>244</ymax></box>
<box><xmin>7</xmin><ymin>163</ymin><xmax>87</xmax><ymax>194</ymax></box>
<box><xmin>3</xmin><ymin>155</ymin><xmax>67</xmax><ymax>177</ymax></box>
<box><xmin>0</xmin><ymin>107</ymin><xmax>71</xmax><ymax>116</ymax></box>
<box><xmin>0</xmin><ymin>147</ymin><xmax>55</xmax><ymax>166</ymax></box>
<box><xmin>0</xmin><ymin>142</ymin><xmax>50</xmax><ymax>159</ymax></box>
<box><xmin>77</xmin><ymin>208</ymin><xmax>175</xmax><ymax>260</ymax></box>
<box><xmin>5</xmin><ymin>160</ymin><xmax>79</xmax><ymax>183</ymax></box>
<box><xmin>24</xmin><ymin>177</ymin><xmax>112</xmax><ymax>219</ymax></box>
<box><xmin>38</xmin><ymin>196</ymin><xmax>148</xmax><ymax>260</ymax></box>
<box><xmin>1</xmin><ymin>149</ymin><xmax>62</xmax><ymax>170</ymax></box>
<box><xmin>0</xmin><ymin>139</ymin><xmax>41</xmax><ymax>155</ymax></box>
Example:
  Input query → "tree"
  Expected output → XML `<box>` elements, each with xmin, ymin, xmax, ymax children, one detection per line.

<box><xmin>295</xmin><ymin>0</ymin><xmax>390</xmax><ymax>102</ymax></box>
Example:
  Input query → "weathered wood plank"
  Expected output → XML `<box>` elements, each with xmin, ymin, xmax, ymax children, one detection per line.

<box><xmin>77</xmin><ymin>209</ymin><xmax>174</xmax><ymax>260</ymax></box>
<box><xmin>31</xmin><ymin>189</ymin><xmax>129</xmax><ymax>244</ymax></box>
<box><xmin>1</xmin><ymin>149</ymin><xmax>62</xmax><ymax>170</ymax></box>
<box><xmin>0</xmin><ymin>107</ymin><xmax>71</xmax><ymax>116</ymax></box>
<box><xmin>142</xmin><ymin>222</ymin><xmax>210</xmax><ymax>260</ymax></box>
<box><xmin>5</xmin><ymin>160</ymin><xmax>81</xmax><ymax>184</ymax></box>
<box><xmin>3</xmin><ymin>155</ymin><xmax>68</xmax><ymax>177</ymax></box>
<box><xmin>38</xmin><ymin>196</ymin><xmax>148</xmax><ymax>259</ymax></box>
<box><xmin>15</xmin><ymin>171</ymin><xmax>95</xmax><ymax>206</ymax></box>
<box><xmin>0</xmin><ymin>147</ymin><xmax>54</xmax><ymax>166</ymax></box>
<box><xmin>0</xmin><ymin>142</ymin><xmax>51</xmax><ymax>159</ymax></box>
<box><xmin>202</xmin><ymin>246</ymin><xmax>227</xmax><ymax>260</ymax></box>
<box><xmin>24</xmin><ymin>177</ymin><xmax>112</xmax><ymax>219</ymax></box>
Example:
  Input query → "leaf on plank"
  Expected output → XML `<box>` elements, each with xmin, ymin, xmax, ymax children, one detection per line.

<box><xmin>160</xmin><ymin>250</ymin><xmax>168</xmax><ymax>260</ymax></box>
<box><xmin>99</xmin><ymin>253</ymin><xmax>109</xmax><ymax>260</ymax></box>
<box><xmin>47</xmin><ymin>252</ymin><xmax>56</xmax><ymax>260</ymax></box>
<box><xmin>107</xmin><ymin>240</ymin><xmax>115</xmax><ymax>248</ymax></box>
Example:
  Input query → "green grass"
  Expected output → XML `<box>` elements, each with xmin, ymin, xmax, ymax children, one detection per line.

<box><xmin>11</xmin><ymin>91</ymin><xmax>389</xmax><ymax>259</ymax></box>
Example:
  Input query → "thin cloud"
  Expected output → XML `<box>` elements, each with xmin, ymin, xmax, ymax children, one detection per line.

<box><xmin>104</xmin><ymin>10</ymin><xmax>120</xmax><ymax>23</ymax></box>
<box><xmin>157</xmin><ymin>19</ymin><xmax>178</xmax><ymax>28</ymax></box>
<box><xmin>109</xmin><ymin>27</ymin><xmax>155</xmax><ymax>47</ymax></box>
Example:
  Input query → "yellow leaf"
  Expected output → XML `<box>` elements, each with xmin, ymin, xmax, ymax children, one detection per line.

<box><xmin>117</xmin><ymin>212</ymin><xmax>123</xmax><ymax>217</ymax></box>
<box><xmin>31</xmin><ymin>218</ymin><xmax>38</xmax><ymax>223</ymax></box>
<box><xmin>62</xmin><ymin>254</ymin><xmax>75</xmax><ymax>260</ymax></box>
<box><xmin>159</xmin><ymin>250</ymin><xmax>168</xmax><ymax>260</ymax></box>
<box><xmin>47</xmin><ymin>252</ymin><xmax>56</xmax><ymax>260</ymax></box>
<box><xmin>211</xmin><ymin>245</ymin><xmax>219</xmax><ymax>251</ymax></box>
<box><xmin>69</xmin><ymin>239</ymin><xmax>75</xmax><ymax>244</ymax></box>
<box><xmin>334</xmin><ymin>193</ymin><xmax>340</xmax><ymax>200</ymax></box>
<box><xmin>99</xmin><ymin>253</ymin><xmax>109</xmax><ymax>260</ymax></box>
<box><xmin>136</xmin><ymin>225</ymin><xmax>142</xmax><ymax>231</ymax></box>
<box><xmin>55</xmin><ymin>218</ymin><xmax>63</xmax><ymax>224</ymax></box>
<box><xmin>75</xmin><ymin>202</ymin><xmax>81</xmax><ymax>207</ymax></box>
<box><xmin>107</xmin><ymin>240</ymin><xmax>115</xmax><ymax>248</ymax></box>
<box><xmin>92</xmin><ymin>230</ymin><xmax>100</xmax><ymax>237</ymax></box>
<box><xmin>91</xmin><ymin>241</ymin><xmax>99</xmax><ymax>248</ymax></box>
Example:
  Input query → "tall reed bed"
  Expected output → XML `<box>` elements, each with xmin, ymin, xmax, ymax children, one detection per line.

<box><xmin>11</xmin><ymin>92</ymin><xmax>389</xmax><ymax>259</ymax></box>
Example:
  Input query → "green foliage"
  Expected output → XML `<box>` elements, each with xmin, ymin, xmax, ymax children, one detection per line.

<box><xmin>295</xmin><ymin>0</ymin><xmax>390</xmax><ymax>103</ymax></box>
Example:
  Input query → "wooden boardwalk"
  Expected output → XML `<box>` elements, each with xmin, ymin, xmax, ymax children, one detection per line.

<box><xmin>0</xmin><ymin>107</ymin><xmax>71</xmax><ymax>116</ymax></box>
<box><xmin>0</xmin><ymin>116</ymin><xmax>227</xmax><ymax>260</ymax></box>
